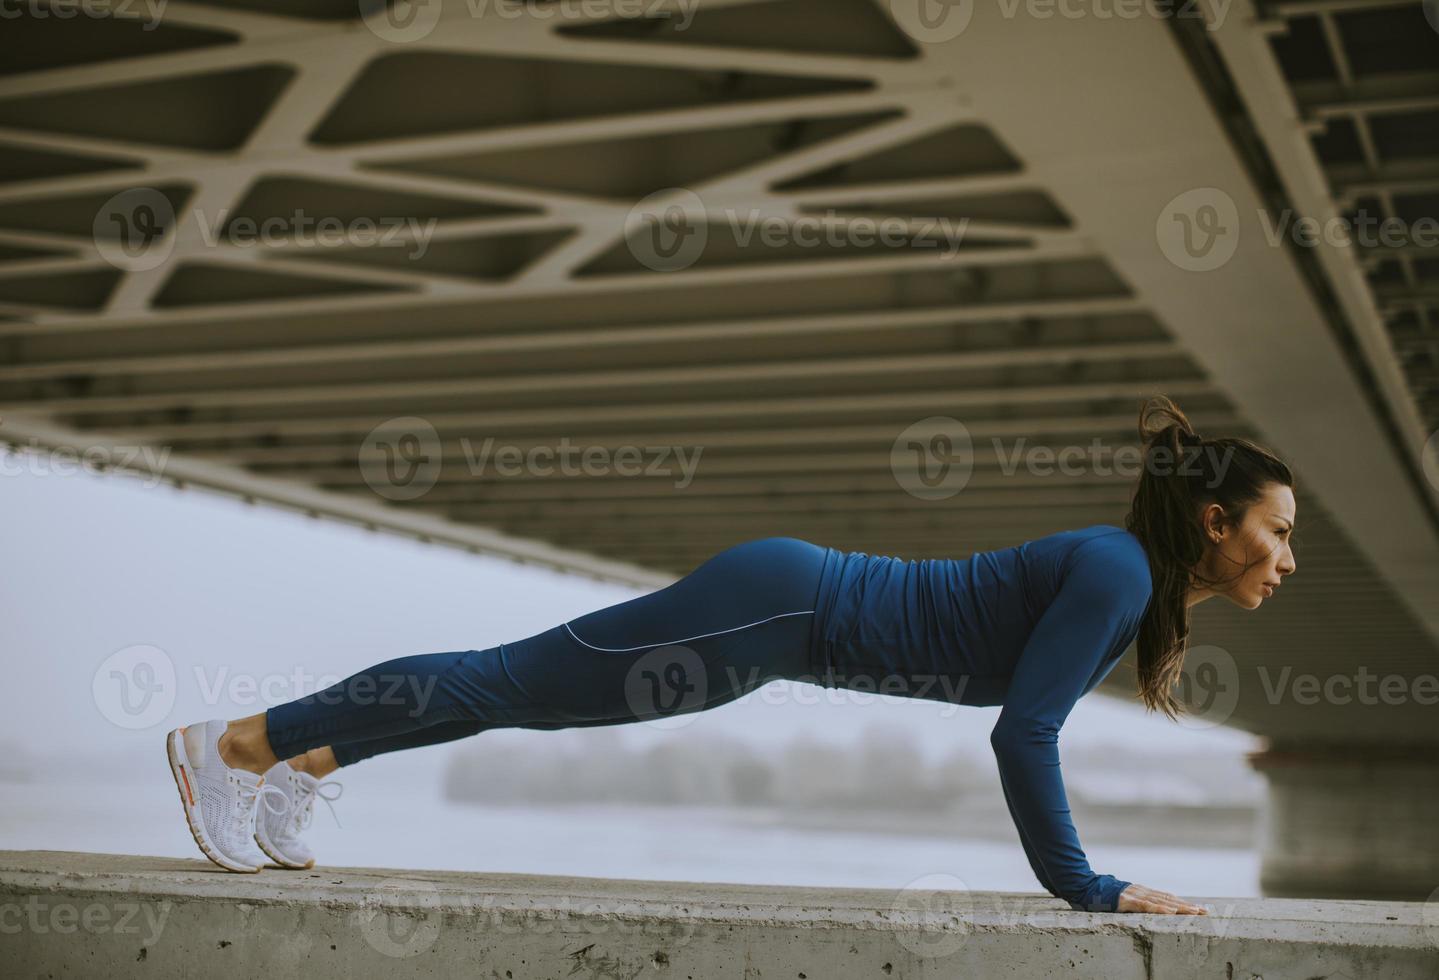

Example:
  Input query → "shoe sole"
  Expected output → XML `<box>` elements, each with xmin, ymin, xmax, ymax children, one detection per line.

<box><xmin>165</xmin><ymin>727</ymin><xmax>262</xmax><ymax>874</ymax></box>
<box><xmin>253</xmin><ymin>823</ymin><xmax>315</xmax><ymax>870</ymax></box>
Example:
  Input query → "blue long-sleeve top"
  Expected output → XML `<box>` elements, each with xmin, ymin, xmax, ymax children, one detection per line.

<box><xmin>807</xmin><ymin>524</ymin><xmax>1154</xmax><ymax>912</ymax></box>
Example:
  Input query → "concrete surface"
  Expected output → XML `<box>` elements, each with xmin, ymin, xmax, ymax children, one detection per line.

<box><xmin>3</xmin><ymin>850</ymin><xmax>1437</xmax><ymax>978</ymax></box>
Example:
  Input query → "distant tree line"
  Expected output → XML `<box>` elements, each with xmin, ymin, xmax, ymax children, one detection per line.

<box><xmin>443</xmin><ymin>723</ymin><xmax>990</xmax><ymax>811</ymax></box>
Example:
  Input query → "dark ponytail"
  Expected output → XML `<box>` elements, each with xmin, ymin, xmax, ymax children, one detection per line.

<box><xmin>1123</xmin><ymin>395</ymin><xmax>1296</xmax><ymax>719</ymax></box>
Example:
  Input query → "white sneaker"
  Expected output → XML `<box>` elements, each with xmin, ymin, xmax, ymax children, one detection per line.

<box><xmin>254</xmin><ymin>760</ymin><xmax>343</xmax><ymax>870</ymax></box>
<box><xmin>165</xmin><ymin>719</ymin><xmax>285</xmax><ymax>873</ymax></box>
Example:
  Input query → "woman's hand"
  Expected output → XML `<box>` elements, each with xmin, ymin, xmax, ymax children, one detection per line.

<box><xmin>1116</xmin><ymin>883</ymin><xmax>1208</xmax><ymax>914</ymax></box>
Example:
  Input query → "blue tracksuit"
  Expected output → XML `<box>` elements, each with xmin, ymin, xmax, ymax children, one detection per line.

<box><xmin>807</xmin><ymin>525</ymin><xmax>1151</xmax><ymax>913</ymax></box>
<box><xmin>265</xmin><ymin>525</ymin><xmax>1151</xmax><ymax>913</ymax></box>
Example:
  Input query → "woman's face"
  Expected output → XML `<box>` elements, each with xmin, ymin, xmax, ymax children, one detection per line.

<box><xmin>1197</xmin><ymin>482</ymin><xmax>1297</xmax><ymax>610</ymax></box>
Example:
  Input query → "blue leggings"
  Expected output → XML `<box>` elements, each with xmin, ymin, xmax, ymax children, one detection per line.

<box><xmin>265</xmin><ymin>537</ymin><xmax>830</xmax><ymax>766</ymax></box>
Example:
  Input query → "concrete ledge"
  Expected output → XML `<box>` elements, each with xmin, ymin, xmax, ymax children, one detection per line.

<box><xmin>3</xmin><ymin>850</ymin><xmax>1436</xmax><ymax>978</ymax></box>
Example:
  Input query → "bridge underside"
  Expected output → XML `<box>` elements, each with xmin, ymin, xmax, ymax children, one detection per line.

<box><xmin>2</xmin><ymin>0</ymin><xmax>1439</xmax><ymax>898</ymax></box>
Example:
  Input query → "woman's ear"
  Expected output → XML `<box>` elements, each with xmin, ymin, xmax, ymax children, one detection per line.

<box><xmin>1197</xmin><ymin>502</ymin><xmax>1225</xmax><ymax>544</ymax></box>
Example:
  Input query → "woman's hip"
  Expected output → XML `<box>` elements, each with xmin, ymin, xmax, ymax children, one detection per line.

<box><xmin>561</xmin><ymin>536</ymin><xmax>830</xmax><ymax>659</ymax></box>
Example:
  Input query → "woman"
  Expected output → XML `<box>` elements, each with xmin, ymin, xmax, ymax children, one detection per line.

<box><xmin>166</xmin><ymin>394</ymin><xmax>1296</xmax><ymax>916</ymax></box>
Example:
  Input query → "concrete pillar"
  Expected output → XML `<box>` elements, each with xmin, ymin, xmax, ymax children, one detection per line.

<box><xmin>1247</xmin><ymin>741</ymin><xmax>1439</xmax><ymax>901</ymax></box>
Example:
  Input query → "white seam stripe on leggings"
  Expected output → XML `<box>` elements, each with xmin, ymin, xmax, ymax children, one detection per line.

<box><xmin>562</xmin><ymin>609</ymin><xmax>816</xmax><ymax>653</ymax></box>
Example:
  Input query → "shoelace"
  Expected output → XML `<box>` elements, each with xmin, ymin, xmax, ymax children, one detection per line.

<box><xmin>291</xmin><ymin>778</ymin><xmax>344</xmax><ymax>833</ymax></box>
<box><xmin>236</xmin><ymin>779</ymin><xmax>289</xmax><ymax>835</ymax></box>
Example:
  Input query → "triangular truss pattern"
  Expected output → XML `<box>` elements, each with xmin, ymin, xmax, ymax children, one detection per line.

<box><xmin>555</xmin><ymin>0</ymin><xmax>921</xmax><ymax>59</ymax></box>
<box><xmin>0</xmin><ymin>0</ymin><xmax>1437</xmax><ymax>714</ymax></box>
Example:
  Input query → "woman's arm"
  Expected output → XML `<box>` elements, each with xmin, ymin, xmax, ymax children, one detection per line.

<box><xmin>997</xmin><ymin>764</ymin><xmax>1060</xmax><ymax>899</ymax></box>
<box><xmin>988</xmin><ymin>538</ymin><xmax>1146</xmax><ymax>912</ymax></box>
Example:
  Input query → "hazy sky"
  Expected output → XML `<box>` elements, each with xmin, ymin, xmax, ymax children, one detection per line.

<box><xmin>0</xmin><ymin>462</ymin><xmax>1258</xmax><ymax>782</ymax></box>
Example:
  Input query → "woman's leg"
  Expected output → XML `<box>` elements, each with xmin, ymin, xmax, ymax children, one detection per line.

<box><xmin>323</xmin><ymin>712</ymin><xmax>688</xmax><ymax>769</ymax></box>
<box><xmin>177</xmin><ymin>537</ymin><xmax>830</xmax><ymax>872</ymax></box>
<box><xmin>215</xmin><ymin>647</ymin><xmax>665</xmax><ymax>774</ymax></box>
<box><xmin>327</xmin><ymin>720</ymin><xmax>486</xmax><ymax>769</ymax></box>
<box><xmin>220</xmin><ymin>537</ymin><xmax>831</xmax><ymax>773</ymax></box>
